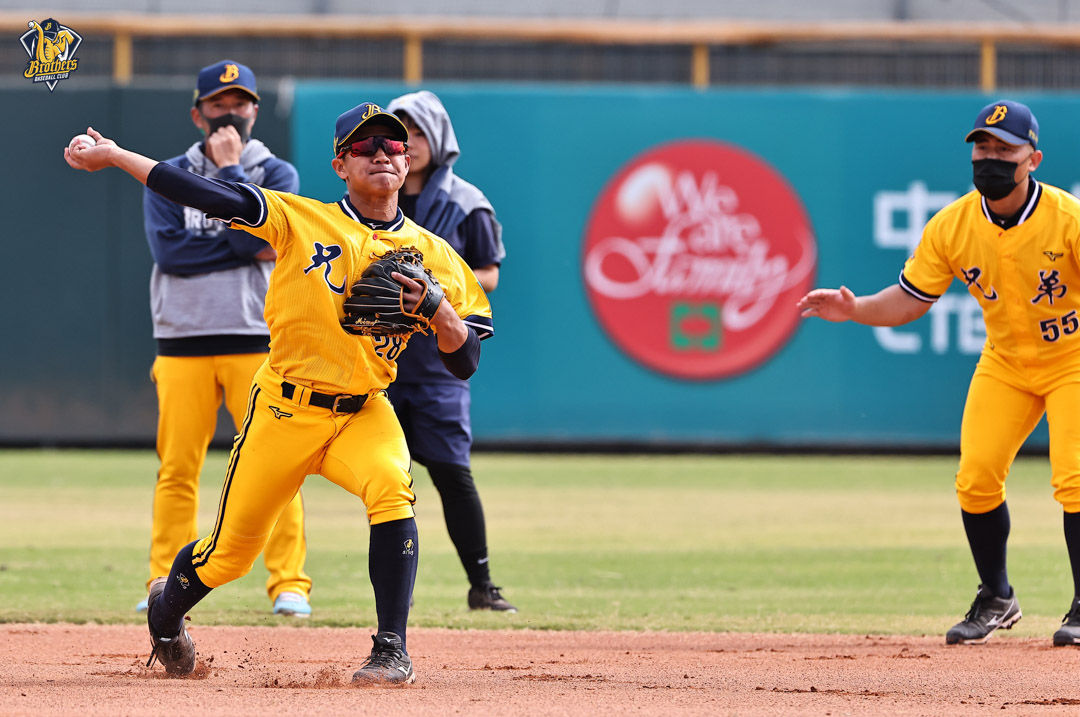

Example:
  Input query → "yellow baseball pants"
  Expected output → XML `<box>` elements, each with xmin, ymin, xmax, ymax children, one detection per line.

<box><xmin>956</xmin><ymin>357</ymin><xmax>1080</xmax><ymax>514</ymax></box>
<box><xmin>150</xmin><ymin>354</ymin><xmax>311</xmax><ymax>601</ymax></box>
<box><xmin>189</xmin><ymin>361</ymin><xmax>415</xmax><ymax>589</ymax></box>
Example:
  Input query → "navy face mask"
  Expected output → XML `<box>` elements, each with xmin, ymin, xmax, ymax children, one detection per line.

<box><xmin>205</xmin><ymin>113</ymin><xmax>251</xmax><ymax>143</ymax></box>
<box><xmin>972</xmin><ymin>158</ymin><xmax>1019</xmax><ymax>201</ymax></box>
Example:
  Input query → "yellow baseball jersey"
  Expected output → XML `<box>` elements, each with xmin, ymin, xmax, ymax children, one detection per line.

<box><xmin>901</xmin><ymin>181</ymin><xmax>1080</xmax><ymax>372</ymax></box>
<box><xmin>231</xmin><ymin>187</ymin><xmax>493</xmax><ymax>395</ymax></box>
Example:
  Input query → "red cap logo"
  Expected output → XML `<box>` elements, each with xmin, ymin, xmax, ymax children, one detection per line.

<box><xmin>583</xmin><ymin>140</ymin><xmax>817</xmax><ymax>380</ymax></box>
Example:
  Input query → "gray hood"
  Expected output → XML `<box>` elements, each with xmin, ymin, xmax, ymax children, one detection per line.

<box><xmin>384</xmin><ymin>90</ymin><xmax>501</xmax><ymax>252</ymax></box>
<box><xmin>387</xmin><ymin>90</ymin><xmax>459</xmax><ymax>169</ymax></box>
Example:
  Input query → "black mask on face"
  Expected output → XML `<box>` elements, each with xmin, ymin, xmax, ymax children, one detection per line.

<box><xmin>205</xmin><ymin>113</ymin><xmax>251</xmax><ymax>144</ymax></box>
<box><xmin>972</xmin><ymin>158</ymin><xmax>1020</xmax><ymax>200</ymax></box>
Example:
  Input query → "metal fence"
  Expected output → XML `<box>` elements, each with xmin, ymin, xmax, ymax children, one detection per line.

<box><xmin>9</xmin><ymin>12</ymin><xmax>1080</xmax><ymax>90</ymax></box>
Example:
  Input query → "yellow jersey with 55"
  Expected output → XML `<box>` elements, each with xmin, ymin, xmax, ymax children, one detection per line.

<box><xmin>901</xmin><ymin>182</ymin><xmax>1080</xmax><ymax>371</ymax></box>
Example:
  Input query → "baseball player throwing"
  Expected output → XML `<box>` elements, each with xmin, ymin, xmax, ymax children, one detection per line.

<box><xmin>65</xmin><ymin>101</ymin><xmax>493</xmax><ymax>682</ymax></box>
<box><xmin>138</xmin><ymin>59</ymin><xmax>312</xmax><ymax>619</ymax></box>
<box><xmin>798</xmin><ymin>99</ymin><xmax>1080</xmax><ymax>646</ymax></box>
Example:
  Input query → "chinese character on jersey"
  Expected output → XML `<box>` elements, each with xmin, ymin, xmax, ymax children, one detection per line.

<box><xmin>961</xmin><ymin>266</ymin><xmax>998</xmax><ymax>300</ymax></box>
<box><xmin>1031</xmin><ymin>269</ymin><xmax>1067</xmax><ymax>305</ymax></box>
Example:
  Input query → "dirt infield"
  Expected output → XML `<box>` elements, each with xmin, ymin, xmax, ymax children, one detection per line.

<box><xmin>4</xmin><ymin>624</ymin><xmax>1080</xmax><ymax>715</ymax></box>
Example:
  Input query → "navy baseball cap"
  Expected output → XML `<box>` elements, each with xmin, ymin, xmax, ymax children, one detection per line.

<box><xmin>193</xmin><ymin>60</ymin><xmax>259</xmax><ymax>106</ymax></box>
<box><xmin>333</xmin><ymin>102</ymin><xmax>409</xmax><ymax>155</ymax></box>
<box><xmin>965</xmin><ymin>100</ymin><xmax>1039</xmax><ymax>149</ymax></box>
<box><xmin>39</xmin><ymin>18</ymin><xmax>61</xmax><ymax>40</ymax></box>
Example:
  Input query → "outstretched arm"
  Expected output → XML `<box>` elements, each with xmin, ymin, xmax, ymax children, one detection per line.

<box><xmin>65</xmin><ymin>126</ymin><xmax>263</xmax><ymax>227</ymax></box>
<box><xmin>64</xmin><ymin>127</ymin><xmax>155</xmax><ymax>183</ymax></box>
<box><xmin>797</xmin><ymin>284</ymin><xmax>932</xmax><ymax>327</ymax></box>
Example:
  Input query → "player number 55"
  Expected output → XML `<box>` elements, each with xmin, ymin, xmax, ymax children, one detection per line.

<box><xmin>1039</xmin><ymin>310</ymin><xmax>1079</xmax><ymax>342</ymax></box>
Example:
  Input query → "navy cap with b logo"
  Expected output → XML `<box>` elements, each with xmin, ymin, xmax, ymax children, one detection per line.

<box><xmin>39</xmin><ymin>18</ymin><xmax>61</xmax><ymax>40</ymax></box>
<box><xmin>333</xmin><ymin>102</ymin><xmax>409</xmax><ymax>155</ymax></box>
<box><xmin>193</xmin><ymin>60</ymin><xmax>259</xmax><ymax>106</ymax></box>
<box><xmin>965</xmin><ymin>100</ymin><xmax>1039</xmax><ymax>149</ymax></box>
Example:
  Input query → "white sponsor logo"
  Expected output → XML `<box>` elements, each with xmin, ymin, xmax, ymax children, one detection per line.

<box><xmin>184</xmin><ymin>206</ymin><xmax>228</xmax><ymax>234</ymax></box>
<box><xmin>584</xmin><ymin>167</ymin><xmax>815</xmax><ymax>332</ymax></box>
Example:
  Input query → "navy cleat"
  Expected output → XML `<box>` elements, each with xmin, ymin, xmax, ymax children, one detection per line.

<box><xmin>351</xmin><ymin>632</ymin><xmax>415</xmax><ymax>685</ymax></box>
<box><xmin>945</xmin><ymin>584</ymin><xmax>1021</xmax><ymax>645</ymax></box>
<box><xmin>145</xmin><ymin>579</ymin><xmax>196</xmax><ymax>675</ymax></box>
<box><xmin>468</xmin><ymin>582</ymin><xmax>517</xmax><ymax>613</ymax></box>
<box><xmin>1052</xmin><ymin>599</ymin><xmax>1080</xmax><ymax>646</ymax></box>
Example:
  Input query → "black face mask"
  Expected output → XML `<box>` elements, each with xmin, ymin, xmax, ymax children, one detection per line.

<box><xmin>972</xmin><ymin>158</ymin><xmax>1019</xmax><ymax>200</ymax></box>
<box><xmin>205</xmin><ymin>113</ymin><xmax>251</xmax><ymax>144</ymax></box>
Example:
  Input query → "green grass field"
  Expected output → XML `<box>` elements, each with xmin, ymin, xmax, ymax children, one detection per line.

<box><xmin>0</xmin><ymin>449</ymin><xmax>1072</xmax><ymax>637</ymax></box>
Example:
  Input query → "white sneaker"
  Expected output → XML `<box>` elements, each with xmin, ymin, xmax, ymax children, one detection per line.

<box><xmin>272</xmin><ymin>590</ymin><xmax>311</xmax><ymax>617</ymax></box>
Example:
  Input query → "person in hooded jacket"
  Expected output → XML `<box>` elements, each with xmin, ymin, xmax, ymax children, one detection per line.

<box><xmin>385</xmin><ymin>90</ymin><xmax>515</xmax><ymax>612</ymax></box>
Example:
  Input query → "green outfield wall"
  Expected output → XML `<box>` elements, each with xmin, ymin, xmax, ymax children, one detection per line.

<box><xmin>8</xmin><ymin>82</ymin><xmax>1080</xmax><ymax>448</ymax></box>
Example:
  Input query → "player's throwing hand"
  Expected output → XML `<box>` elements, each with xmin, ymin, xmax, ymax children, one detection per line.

<box><xmin>796</xmin><ymin>286</ymin><xmax>857</xmax><ymax>322</ymax></box>
<box><xmin>64</xmin><ymin>127</ymin><xmax>115</xmax><ymax>172</ymax></box>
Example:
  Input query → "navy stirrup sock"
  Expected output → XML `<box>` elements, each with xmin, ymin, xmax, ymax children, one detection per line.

<box><xmin>961</xmin><ymin>503</ymin><xmax>1011</xmax><ymax>598</ymax></box>
<box><xmin>369</xmin><ymin>518</ymin><xmax>419</xmax><ymax>652</ymax></box>
<box><xmin>1063</xmin><ymin>511</ymin><xmax>1080</xmax><ymax>600</ymax></box>
<box><xmin>149</xmin><ymin>540</ymin><xmax>213</xmax><ymax>637</ymax></box>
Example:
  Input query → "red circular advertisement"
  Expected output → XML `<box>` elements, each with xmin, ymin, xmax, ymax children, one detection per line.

<box><xmin>583</xmin><ymin>140</ymin><xmax>817</xmax><ymax>380</ymax></box>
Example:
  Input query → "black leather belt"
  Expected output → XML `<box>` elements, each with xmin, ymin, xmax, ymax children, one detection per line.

<box><xmin>281</xmin><ymin>381</ymin><xmax>367</xmax><ymax>414</ymax></box>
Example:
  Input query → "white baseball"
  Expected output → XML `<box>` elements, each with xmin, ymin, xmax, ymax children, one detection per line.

<box><xmin>69</xmin><ymin>133</ymin><xmax>96</xmax><ymax>150</ymax></box>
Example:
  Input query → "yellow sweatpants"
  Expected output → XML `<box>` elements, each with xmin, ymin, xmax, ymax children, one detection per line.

<box><xmin>150</xmin><ymin>354</ymin><xmax>311</xmax><ymax>602</ymax></box>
